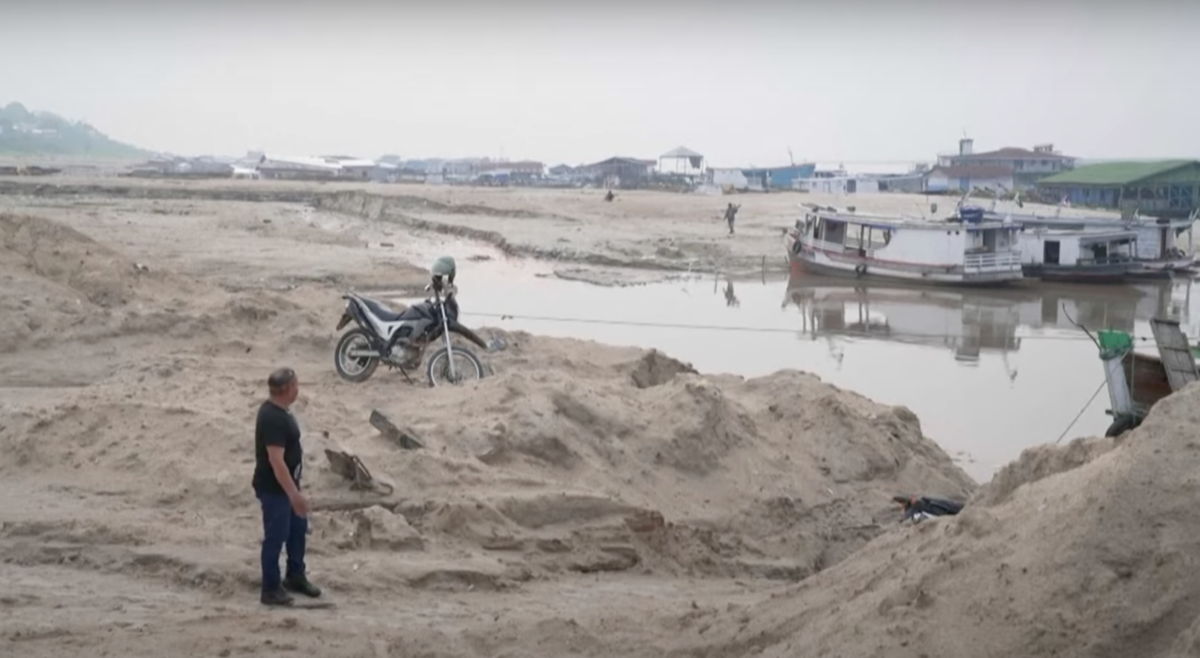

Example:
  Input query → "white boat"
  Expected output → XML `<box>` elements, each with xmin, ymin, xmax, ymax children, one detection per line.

<box><xmin>784</xmin><ymin>204</ymin><xmax>1024</xmax><ymax>286</ymax></box>
<box><xmin>1017</xmin><ymin>227</ymin><xmax>1140</xmax><ymax>284</ymax></box>
<box><xmin>989</xmin><ymin>207</ymin><xmax>1197</xmax><ymax>277</ymax></box>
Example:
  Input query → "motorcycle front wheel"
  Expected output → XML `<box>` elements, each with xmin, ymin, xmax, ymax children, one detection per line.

<box><xmin>424</xmin><ymin>345</ymin><xmax>485</xmax><ymax>387</ymax></box>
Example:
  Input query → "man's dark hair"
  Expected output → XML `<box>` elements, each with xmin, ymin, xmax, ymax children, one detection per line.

<box><xmin>267</xmin><ymin>367</ymin><xmax>296</xmax><ymax>393</ymax></box>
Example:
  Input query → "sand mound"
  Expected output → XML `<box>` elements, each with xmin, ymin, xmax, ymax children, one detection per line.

<box><xmin>0</xmin><ymin>213</ymin><xmax>151</xmax><ymax>307</ymax></box>
<box><xmin>675</xmin><ymin>381</ymin><xmax>1200</xmax><ymax>658</ymax></box>
<box><xmin>974</xmin><ymin>435</ymin><xmax>1119</xmax><ymax>507</ymax></box>
<box><xmin>342</xmin><ymin>333</ymin><xmax>974</xmax><ymax>580</ymax></box>
<box><xmin>0</xmin><ymin>321</ymin><xmax>974</xmax><ymax>596</ymax></box>
<box><xmin>630</xmin><ymin>349</ymin><xmax>698</xmax><ymax>388</ymax></box>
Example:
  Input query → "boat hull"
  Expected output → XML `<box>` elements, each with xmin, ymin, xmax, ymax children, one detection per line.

<box><xmin>1127</xmin><ymin>261</ymin><xmax>1175</xmax><ymax>280</ymax></box>
<box><xmin>787</xmin><ymin>239</ymin><xmax>1023</xmax><ymax>287</ymax></box>
<box><xmin>1123</xmin><ymin>255</ymin><xmax>1195</xmax><ymax>279</ymax></box>
<box><xmin>1120</xmin><ymin>351</ymin><xmax>1176</xmax><ymax>412</ymax></box>
<box><xmin>1020</xmin><ymin>261</ymin><xmax>1137</xmax><ymax>284</ymax></box>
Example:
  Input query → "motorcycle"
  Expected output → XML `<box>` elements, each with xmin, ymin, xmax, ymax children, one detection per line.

<box><xmin>332</xmin><ymin>274</ymin><xmax>490</xmax><ymax>386</ymax></box>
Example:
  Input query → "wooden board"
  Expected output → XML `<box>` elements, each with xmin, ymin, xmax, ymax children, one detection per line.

<box><xmin>1149</xmin><ymin>318</ymin><xmax>1199</xmax><ymax>393</ymax></box>
<box><xmin>291</xmin><ymin>600</ymin><xmax>337</xmax><ymax>610</ymax></box>
<box><xmin>1122</xmin><ymin>352</ymin><xmax>1174</xmax><ymax>410</ymax></box>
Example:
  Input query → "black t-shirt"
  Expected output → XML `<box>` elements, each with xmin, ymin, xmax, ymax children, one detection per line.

<box><xmin>252</xmin><ymin>400</ymin><xmax>303</xmax><ymax>495</ymax></box>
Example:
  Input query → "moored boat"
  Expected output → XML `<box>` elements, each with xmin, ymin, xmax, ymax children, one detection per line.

<box><xmin>1095</xmin><ymin>319</ymin><xmax>1200</xmax><ymax>437</ymax></box>
<box><xmin>784</xmin><ymin>204</ymin><xmax>1024</xmax><ymax>287</ymax></box>
<box><xmin>993</xmin><ymin>208</ymin><xmax>1197</xmax><ymax>276</ymax></box>
<box><xmin>1017</xmin><ymin>227</ymin><xmax>1140</xmax><ymax>284</ymax></box>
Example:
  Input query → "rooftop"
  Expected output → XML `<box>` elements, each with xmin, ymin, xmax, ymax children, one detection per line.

<box><xmin>930</xmin><ymin>164</ymin><xmax>1014</xmax><ymax>179</ymax></box>
<box><xmin>1038</xmin><ymin>160</ymin><xmax>1200</xmax><ymax>186</ymax></box>
<box><xmin>956</xmin><ymin>147</ymin><xmax>1074</xmax><ymax>161</ymax></box>
<box><xmin>660</xmin><ymin>146</ymin><xmax>703</xmax><ymax>159</ymax></box>
<box><xmin>586</xmin><ymin>156</ymin><xmax>656</xmax><ymax>168</ymax></box>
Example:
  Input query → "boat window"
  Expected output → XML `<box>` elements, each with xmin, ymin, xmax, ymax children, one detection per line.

<box><xmin>823</xmin><ymin>220</ymin><xmax>847</xmax><ymax>244</ymax></box>
<box><xmin>864</xmin><ymin>227</ymin><xmax>891</xmax><ymax>249</ymax></box>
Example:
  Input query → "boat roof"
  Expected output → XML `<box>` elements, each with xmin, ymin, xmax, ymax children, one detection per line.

<box><xmin>994</xmin><ymin>212</ymin><xmax>1196</xmax><ymax>229</ymax></box>
<box><xmin>802</xmin><ymin>205</ymin><xmax>1013</xmax><ymax>230</ymax></box>
<box><xmin>1031</xmin><ymin>227</ymin><xmax>1139</xmax><ymax>242</ymax></box>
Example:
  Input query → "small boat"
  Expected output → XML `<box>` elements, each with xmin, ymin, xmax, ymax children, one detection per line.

<box><xmin>994</xmin><ymin>208</ymin><xmax>1198</xmax><ymax>277</ymax></box>
<box><xmin>1095</xmin><ymin>319</ymin><xmax>1200</xmax><ymax>437</ymax></box>
<box><xmin>1017</xmin><ymin>227</ymin><xmax>1140</xmax><ymax>284</ymax></box>
<box><xmin>784</xmin><ymin>203</ymin><xmax>1024</xmax><ymax>287</ymax></box>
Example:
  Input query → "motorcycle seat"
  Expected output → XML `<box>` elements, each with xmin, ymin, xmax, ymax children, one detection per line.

<box><xmin>360</xmin><ymin>297</ymin><xmax>408</xmax><ymax>323</ymax></box>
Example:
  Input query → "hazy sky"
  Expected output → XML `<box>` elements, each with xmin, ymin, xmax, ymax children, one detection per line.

<box><xmin>2</xmin><ymin>0</ymin><xmax>1197</xmax><ymax>166</ymax></box>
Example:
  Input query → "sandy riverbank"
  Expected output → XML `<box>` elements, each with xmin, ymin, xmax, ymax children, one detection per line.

<box><xmin>3</xmin><ymin>183</ymin><xmax>1200</xmax><ymax>657</ymax></box>
<box><xmin>0</xmin><ymin>176</ymin><xmax>1100</xmax><ymax>285</ymax></box>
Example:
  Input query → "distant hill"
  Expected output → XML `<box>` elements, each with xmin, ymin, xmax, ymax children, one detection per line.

<box><xmin>0</xmin><ymin>102</ymin><xmax>150</xmax><ymax>158</ymax></box>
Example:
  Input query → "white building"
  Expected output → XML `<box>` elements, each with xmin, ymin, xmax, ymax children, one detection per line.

<box><xmin>925</xmin><ymin>165</ymin><xmax>1014</xmax><ymax>195</ymax></box>
<box><xmin>709</xmin><ymin>168</ymin><xmax>750</xmax><ymax>190</ymax></box>
<box><xmin>797</xmin><ymin>176</ymin><xmax>879</xmax><ymax>194</ymax></box>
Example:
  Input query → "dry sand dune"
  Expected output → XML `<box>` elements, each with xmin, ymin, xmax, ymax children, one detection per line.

<box><xmin>2</xmin><ymin>182</ymin><xmax>1199</xmax><ymax>658</ymax></box>
<box><xmin>671</xmin><ymin>385</ymin><xmax>1200</xmax><ymax>658</ymax></box>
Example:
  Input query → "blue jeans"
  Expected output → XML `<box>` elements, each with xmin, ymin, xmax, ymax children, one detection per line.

<box><xmin>258</xmin><ymin>492</ymin><xmax>307</xmax><ymax>593</ymax></box>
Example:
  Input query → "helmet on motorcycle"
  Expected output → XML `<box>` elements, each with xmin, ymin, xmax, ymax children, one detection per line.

<box><xmin>431</xmin><ymin>255</ymin><xmax>456</xmax><ymax>284</ymax></box>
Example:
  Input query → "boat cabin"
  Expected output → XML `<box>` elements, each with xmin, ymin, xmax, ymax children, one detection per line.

<box><xmin>1017</xmin><ymin>228</ymin><xmax>1139</xmax><ymax>283</ymax></box>
<box><xmin>1131</xmin><ymin>216</ymin><xmax>1195</xmax><ymax>262</ymax></box>
<box><xmin>1019</xmin><ymin>228</ymin><xmax>1136</xmax><ymax>266</ymax></box>
<box><xmin>993</xmin><ymin>208</ymin><xmax>1196</xmax><ymax>269</ymax></box>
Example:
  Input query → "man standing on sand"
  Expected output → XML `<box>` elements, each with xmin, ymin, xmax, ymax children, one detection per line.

<box><xmin>253</xmin><ymin>367</ymin><xmax>321</xmax><ymax>606</ymax></box>
<box><xmin>724</xmin><ymin>203</ymin><xmax>741</xmax><ymax>235</ymax></box>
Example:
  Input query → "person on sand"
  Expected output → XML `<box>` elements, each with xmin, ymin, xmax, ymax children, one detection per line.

<box><xmin>724</xmin><ymin>203</ymin><xmax>740</xmax><ymax>235</ymax></box>
<box><xmin>253</xmin><ymin>367</ymin><xmax>321</xmax><ymax>606</ymax></box>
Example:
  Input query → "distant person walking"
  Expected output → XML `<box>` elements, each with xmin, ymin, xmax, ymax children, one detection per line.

<box><xmin>724</xmin><ymin>203</ymin><xmax>741</xmax><ymax>235</ymax></box>
<box><xmin>253</xmin><ymin>367</ymin><xmax>321</xmax><ymax>606</ymax></box>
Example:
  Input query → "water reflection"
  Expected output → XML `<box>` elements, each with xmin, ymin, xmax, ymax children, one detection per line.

<box><xmin>781</xmin><ymin>275</ymin><xmax>1193</xmax><ymax>364</ymax></box>
<box><xmin>785</xmin><ymin>282</ymin><xmax>1023</xmax><ymax>364</ymax></box>
<box><xmin>721</xmin><ymin>279</ymin><xmax>740</xmax><ymax>308</ymax></box>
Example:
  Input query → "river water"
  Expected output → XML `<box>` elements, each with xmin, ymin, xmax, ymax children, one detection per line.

<box><xmin>383</xmin><ymin>239</ymin><xmax>1198</xmax><ymax>483</ymax></box>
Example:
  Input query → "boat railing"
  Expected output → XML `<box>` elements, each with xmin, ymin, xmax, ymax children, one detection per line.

<box><xmin>964</xmin><ymin>251</ymin><xmax>1022</xmax><ymax>271</ymax></box>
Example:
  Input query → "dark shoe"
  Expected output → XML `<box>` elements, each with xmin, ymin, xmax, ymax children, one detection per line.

<box><xmin>283</xmin><ymin>575</ymin><xmax>322</xmax><ymax>598</ymax></box>
<box><xmin>261</xmin><ymin>589</ymin><xmax>294</xmax><ymax>606</ymax></box>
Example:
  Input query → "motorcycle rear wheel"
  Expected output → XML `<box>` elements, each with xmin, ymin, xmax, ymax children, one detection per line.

<box><xmin>334</xmin><ymin>328</ymin><xmax>380</xmax><ymax>383</ymax></box>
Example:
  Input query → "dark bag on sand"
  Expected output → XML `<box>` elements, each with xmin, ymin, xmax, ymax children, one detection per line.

<box><xmin>893</xmin><ymin>495</ymin><xmax>964</xmax><ymax>522</ymax></box>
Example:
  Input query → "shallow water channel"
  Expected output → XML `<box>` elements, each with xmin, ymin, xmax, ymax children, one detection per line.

<box><xmin>381</xmin><ymin>239</ymin><xmax>1198</xmax><ymax>483</ymax></box>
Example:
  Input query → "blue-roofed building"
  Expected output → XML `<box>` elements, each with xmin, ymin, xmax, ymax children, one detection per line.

<box><xmin>739</xmin><ymin>163</ymin><xmax>817</xmax><ymax>190</ymax></box>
